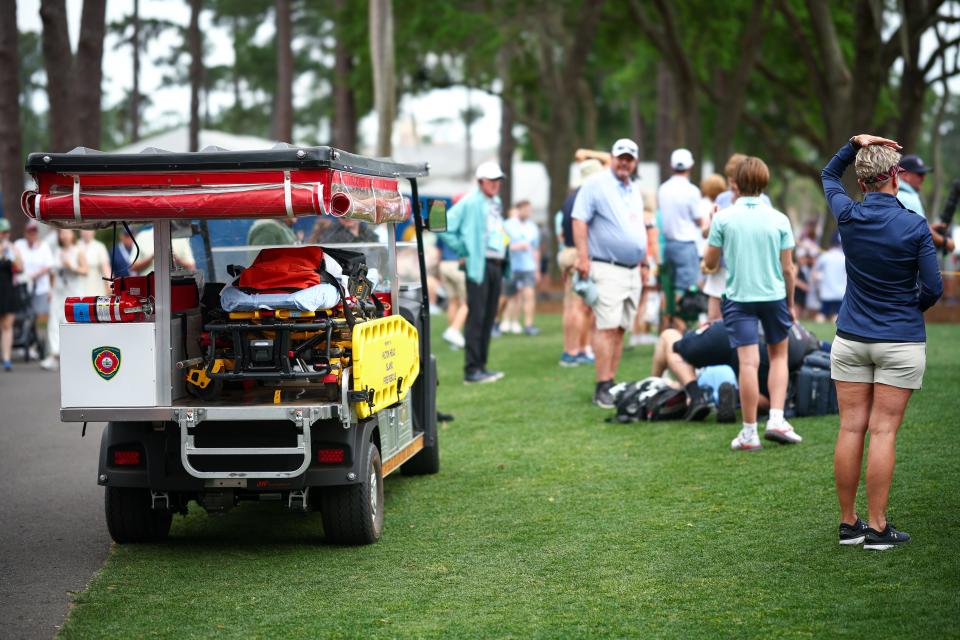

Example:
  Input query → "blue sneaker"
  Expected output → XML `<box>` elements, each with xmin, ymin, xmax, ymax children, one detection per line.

<box><xmin>559</xmin><ymin>352</ymin><xmax>580</xmax><ymax>367</ymax></box>
<box><xmin>576</xmin><ymin>352</ymin><xmax>595</xmax><ymax>365</ymax></box>
<box><xmin>491</xmin><ymin>325</ymin><xmax>502</xmax><ymax>338</ymax></box>
<box><xmin>2</xmin><ymin>360</ymin><xmax>11</xmax><ymax>372</ymax></box>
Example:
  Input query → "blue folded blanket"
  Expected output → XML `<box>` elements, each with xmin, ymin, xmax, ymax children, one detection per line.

<box><xmin>220</xmin><ymin>283</ymin><xmax>341</xmax><ymax>312</ymax></box>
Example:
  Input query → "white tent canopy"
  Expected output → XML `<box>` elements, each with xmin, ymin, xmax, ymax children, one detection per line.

<box><xmin>111</xmin><ymin>128</ymin><xmax>283</xmax><ymax>154</ymax></box>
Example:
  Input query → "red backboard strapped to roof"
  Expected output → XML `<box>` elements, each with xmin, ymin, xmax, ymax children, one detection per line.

<box><xmin>21</xmin><ymin>145</ymin><xmax>426</xmax><ymax>225</ymax></box>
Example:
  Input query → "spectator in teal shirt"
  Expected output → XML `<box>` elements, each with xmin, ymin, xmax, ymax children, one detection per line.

<box><xmin>439</xmin><ymin>161</ymin><xmax>510</xmax><ymax>384</ymax></box>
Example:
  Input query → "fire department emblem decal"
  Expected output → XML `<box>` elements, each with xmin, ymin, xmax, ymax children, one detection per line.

<box><xmin>92</xmin><ymin>346</ymin><xmax>122</xmax><ymax>381</ymax></box>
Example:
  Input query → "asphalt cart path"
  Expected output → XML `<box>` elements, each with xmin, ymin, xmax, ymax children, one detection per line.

<box><xmin>0</xmin><ymin>362</ymin><xmax>109</xmax><ymax>639</ymax></box>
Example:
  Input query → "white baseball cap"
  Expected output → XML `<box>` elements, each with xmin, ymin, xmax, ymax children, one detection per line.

<box><xmin>671</xmin><ymin>148</ymin><xmax>695</xmax><ymax>171</ymax></box>
<box><xmin>611</xmin><ymin>138</ymin><xmax>639</xmax><ymax>159</ymax></box>
<box><xmin>475</xmin><ymin>161</ymin><xmax>504</xmax><ymax>181</ymax></box>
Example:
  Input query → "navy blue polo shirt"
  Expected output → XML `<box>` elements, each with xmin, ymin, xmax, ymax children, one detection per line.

<box><xmin>821</xmin><ymin>142</ymin><xmax>942</xmax><ymax>342</ymax></box>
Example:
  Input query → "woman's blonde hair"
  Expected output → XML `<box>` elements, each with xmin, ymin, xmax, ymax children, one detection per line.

<box><xmin>855</xmin><ymin>145</ymin><xmax>901</xmax><ymax>192</ymax></box>
<box><xmin>700</xmin><ymin>174</ymin><xmax>727</xmax><ymax>201</ymax></box>
<box><xmin>734</xmin><ymin>157</ymin><xmax>769</xmax><ymax>196</ymax></box>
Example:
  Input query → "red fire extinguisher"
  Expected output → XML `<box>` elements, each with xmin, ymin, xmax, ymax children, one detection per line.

<box><xmin>65</xmin><ymin>295</ymin><xmax>155</xmax><ymax>323</ymax></box>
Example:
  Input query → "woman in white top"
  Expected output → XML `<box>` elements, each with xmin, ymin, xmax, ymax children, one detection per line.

<box><xmin>79</xmin><ymin>229</ymin><xmax>112</xmax><ymax>295</ymax></box>
<box><xmin>41</xmin><ymin>229</ymin><xmax>88</xmax><ymax>370</ymax></box>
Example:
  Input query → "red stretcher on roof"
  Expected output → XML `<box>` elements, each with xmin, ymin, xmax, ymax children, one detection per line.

<box><xmin>20</xmin><ymin>145</ymin><xmax>421</xmax><ymax>225</ymax></box>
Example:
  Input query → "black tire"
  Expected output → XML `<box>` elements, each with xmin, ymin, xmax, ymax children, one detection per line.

<box><xmin>320</xmin><ymin>443</ymin><xmax>384</xmax><ymax>545</ymax></box>
<box><xmin>401</xmin><ymin>431</ymin><xmax>440</xmax><ymax>476</ymax></box>
<box><xmin>104</xmin><ymin>487</ymin><xmax>172</xmax><ymax>544</ymax></box>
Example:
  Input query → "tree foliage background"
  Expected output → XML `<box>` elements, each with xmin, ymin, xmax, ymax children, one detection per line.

<box><xmin>1</xmin><ymin>0</ymin><xmax>958</xmax><ymax>243</ymax></box>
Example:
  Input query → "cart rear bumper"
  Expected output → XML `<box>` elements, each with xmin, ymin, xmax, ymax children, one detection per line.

<box><xmin>96</xmin><ymin>413</ymin><xmax>378</xmax><ymax>492</ymax></box>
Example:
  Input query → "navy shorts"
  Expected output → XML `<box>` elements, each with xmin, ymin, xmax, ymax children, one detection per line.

<box><xmin>820</xmin><ymin>299</ymin><xmax>842</xmax><ymax>317</ymax></box>
<box><xmin>721</xmin><ymin>297</ymin><xmax>792</xmax><ymax>348</ymax></box>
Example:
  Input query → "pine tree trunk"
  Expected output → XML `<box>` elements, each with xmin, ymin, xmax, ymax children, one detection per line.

<box><xmin>131</xmin><ymin>0</ymin><xmax>141</xmax><ymax>142</ymax></box>
<box><xmin>0</xmin><ymin>0</ymin><xmax>23</xmax><ymax>236</ymax></box>
<box><xmin>188</xmin><ymin>0</ymin><xmax>202</xmax><ymax>152</ymax></box>
<box><xmin>40</xmin><ymin>0</ymin><xmax>75</xmax><ymax>151</ymax></box>
<box><xmin>369</xmin><ymin>0</ymin><xmax>395</xmax><ymax>157</ymax></box>
<box><xmin>41</xmin><ymin>0</ymin><xmax>105</xmax><ymax>151</ymax></box>
<box><xmin>74</xmin><ymin>0</ymin><xmax>106</xmax><ymax>149</ymax></box>
<box><xmin>331</xmin><ymin>0</ymin><xmax>357</xmax><ymax>151</ymax></box>
<box><xmin>655</xmin><ymin>61</ymin><xmax>675</xmax><ymax>185</ymax></box>
<box><xmin>463</xmin><ymin>88</ymin><xmax>473</xmax><ymax>181</ymax></box>
<box><xmin>273</xmin><ymin>0</ymin><xmax>294</xmax><ymax>142</ymax></box>
<box><xmin>231</xmin><ymin>15</ymin><xmax>242</xmax><ymax>110</ymax></box>
<box><xmin>498</xmin><ymin>96</ymin><xmax>515</xmax><ymax>211</ymax></box>
<box><xmin>629</xmin><ymin>95</ymin><xmax>645</xmax><ymax>162</ymax></box>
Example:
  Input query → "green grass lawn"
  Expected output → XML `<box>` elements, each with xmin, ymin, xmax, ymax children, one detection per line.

<box><xmin>60</xmin><ymin>319</ymin><xmax>960</xmax><ymax>639</ymax></box>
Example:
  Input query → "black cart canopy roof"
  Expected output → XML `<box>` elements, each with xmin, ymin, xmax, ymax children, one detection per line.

<box><xmin>22</xmin><ymin>144</ymin><xmax>428</xmax><ymax>225</ymax></box>
<box><xmin>25</xmin><ymin>144</ymin><xmax>429</xmax><ymax>179</ymax></box>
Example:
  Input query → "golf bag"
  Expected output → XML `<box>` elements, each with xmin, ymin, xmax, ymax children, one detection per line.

<box><xmin>610</xmin><ymin>377</ymin><xmax>688</xmax><ymax>423</ymax></box>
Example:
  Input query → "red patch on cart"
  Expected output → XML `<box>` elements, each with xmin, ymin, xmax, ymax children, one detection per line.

<box><xmin>92</xmin><ymin>346</ymin><xmax>122</xmax><ymax>381</ymax></box>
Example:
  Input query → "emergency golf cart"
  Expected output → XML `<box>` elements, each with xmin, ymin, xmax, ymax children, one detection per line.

<box><xmin>22</xmin><ymin>145</ymin><xmax>444</xmax><ymax>545</ymax></box>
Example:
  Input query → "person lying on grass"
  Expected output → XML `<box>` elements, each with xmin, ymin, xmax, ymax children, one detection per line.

<box><xmin>651</xmin><ymin>320</ymin><xmax>818</xmax><ymax>423</ymax></box>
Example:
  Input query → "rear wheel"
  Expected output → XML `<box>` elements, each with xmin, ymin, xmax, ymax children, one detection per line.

<box><xmin>320</xmin><ymin>443</ymin><xmax>384</xmax><ymax>544</ymax></box>
<box><xmin>104</xmin><ymin>487</ymin><xmax>172</xmax><ymax>544</ymax></box>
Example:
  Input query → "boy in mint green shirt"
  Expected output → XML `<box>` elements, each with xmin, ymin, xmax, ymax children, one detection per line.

<box><xmin>708</xmin><ymin>198</ymin><xmax>795</xmax><ymax>302</ymax></box>
<box><xmin>703</xmin><ymin>157</ymin><xmax>799</xmax><ymax>452</ymax></box>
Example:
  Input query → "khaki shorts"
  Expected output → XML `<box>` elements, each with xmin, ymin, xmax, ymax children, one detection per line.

<box><xmin>591</xmin><ymin>260</ymin><xmax>641</xmax><ymax>331</ymax></box>
<box><xmin>439</xmin><ymin>260</ymin><xmax>467</xmax><ymax>302</ymax></box>
<box><xmin>557</xmin><ymin>247</ymin><xmax>578</xmax><ymax>300</ymax></box>
<box><xmin>830</xmin><ymin>336</ymin><xmax>926</xmax><ymax>390</ymax></box>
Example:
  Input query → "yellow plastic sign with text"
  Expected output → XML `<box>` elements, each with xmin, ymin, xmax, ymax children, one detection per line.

<box><xmin>351</xmin><ymin>315</ymin><xmax>420</xmax><ymax>419</ymax></box>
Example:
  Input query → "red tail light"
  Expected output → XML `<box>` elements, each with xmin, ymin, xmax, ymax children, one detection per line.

<box><xmin>113</xmin><ymin>450</ymin><xmax>142</xmax><ymax>466</ymax></box>
<box><xmin>317</xmin><ymin>448</ymin><xmax>345</xmax><ymax>464</ymax></box>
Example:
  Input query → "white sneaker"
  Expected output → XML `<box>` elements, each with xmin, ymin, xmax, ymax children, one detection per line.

<box><xmin>764</xmin><ymin>421</ymin><xmax>802</xmax><ymax>444</ymax></box>
<box><xmin>509</xmin><ymin>322</ymin><xmax>522</xmax><ymax>335</ymax></box>
<box><xmin>731</xmin><ymin>431</ymin><xmax>762</xmax><ymax>451</ymax></box>
<box><xmin>40</xmin><ymin>356</ymin><xmax>58</xmax><ymax>371</ymax></box>
<box><xmin>442</xmin><ymin>327</ymin><xmax>465</xmax><ymax>349</ymax></box>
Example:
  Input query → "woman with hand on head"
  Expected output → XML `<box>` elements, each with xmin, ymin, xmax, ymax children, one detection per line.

<box><xmin>822</xmin><ymin>134</ymin><xmax>943</xmax><ymax>550</ymax></box>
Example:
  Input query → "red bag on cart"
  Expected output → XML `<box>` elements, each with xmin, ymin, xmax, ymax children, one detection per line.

<box><xmin>237</xmin><ymin>246</ymin><xmax>326</xmax><ymax>294</ymax></box>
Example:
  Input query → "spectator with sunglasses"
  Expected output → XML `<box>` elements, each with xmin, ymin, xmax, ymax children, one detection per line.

<box><xmin>822</xmin><ymin>134</ymin><xmax>942</xmax><ymax>551</ymax></box>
